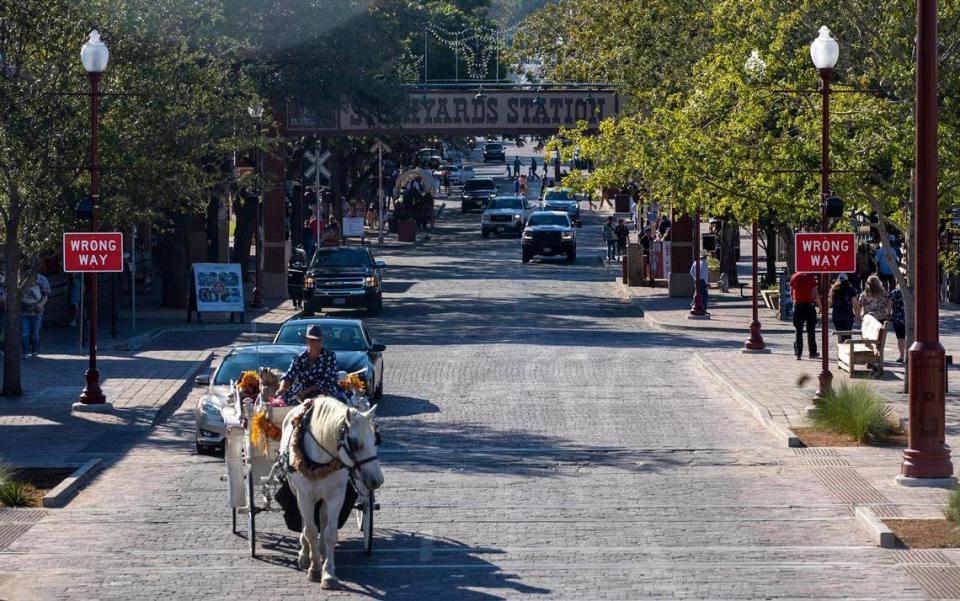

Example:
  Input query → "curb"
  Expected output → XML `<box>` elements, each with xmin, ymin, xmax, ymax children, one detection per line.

<box><xmin>613</xmin><ymin>279</ymin><xmax>795</xmax><ymax>334</ymax></box>
<box><xmin>109</xmin><ymin>323</ymin><xmax>275</xmax><ymax>352</ymax></box>
<box><xmin>854</xmin><ymin>505</ymin><xmax>897</xmax><ymax>548</ymax></box>
<box><xmin>42</xmin><ymin>458</ymin><xmax>102</xmax><ymax>508</ymax></box>
<box><xmin>693</xmin><ymin>352</ymin><xmax>802</xmax><ymax>447</ymax></box>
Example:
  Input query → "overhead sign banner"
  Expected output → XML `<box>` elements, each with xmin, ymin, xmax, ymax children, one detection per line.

<box><xmin>192</xmin><ymin>263</ymin><xmax>244</xmax><ymax>313</ymax></box>
<box><xmin>795</xmin><ymin>232</ymin><xmax>856</xmax><ymax>273</ymax></box>
<box><xmin>63</xmin><ymin>233</ymin><xmax>124</xmax><ymax>272</ymax></box>
<box><xmin>285</xmin><ymin>90</ymin><xmax>620</xmax><ymax>136</ymax></box>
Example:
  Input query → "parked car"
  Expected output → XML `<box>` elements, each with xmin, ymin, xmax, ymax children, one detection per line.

<box><xmin>460</xmin><ymin>178</ymin><xmax>498</xmax><ymax>213</ymax></box>
<box><xmin>417</xmin><ymin>147</ymin><xmax>440</xmax><ymax>164</ymax></box>
<box><xmin>483</xmin><ymin>142</ymin><xmax>506</xmax><ymax>162</ymax></box>
<box><xmin>481</xmin><ymin>196</ymin><xmax>534</xmax><ymax>238</ymax></box>
<box><xmin>273</xmin><ymin>317</ymin><xmax>386</xmax><ymax>399</ymax></box>
<box><xmin>434</xmin><ymin>163</ymin><xmax>461</xmax><ymax>185</ymax></box>
<box><xmin>521</xmin><ymin>211</ymin><xmax>577</xmax><ymax>263</ymax></box>
<box><xmin>193</xmin><ymin>344</ymin><xmax>301</xmax><ymax>454</ymax></box>
<box><xmin>302</xmin><ymin>247</ymin><xmax>385</xmax><ymax>316</ymax></box>
<box><xmin>540</xmin><ymin>187</ymin><xmax>581</xmax><ymax>225</ymax></box>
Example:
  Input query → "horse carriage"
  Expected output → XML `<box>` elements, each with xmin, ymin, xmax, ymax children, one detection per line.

<box><xmin>222</xmin><ymin>368</ymin><xmax>382</xmax><ymax>586</ymax></box>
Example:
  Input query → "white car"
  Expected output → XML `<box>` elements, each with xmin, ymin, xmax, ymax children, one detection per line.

<box><xmin>459</xmin><ymin>165</ymin><xmax>475</xmax><ymax>182</ymax></box>
<box><xmin>481</xmin><ymin>196</ymin><xmax>534</xmax><ymax>238</ymax></box>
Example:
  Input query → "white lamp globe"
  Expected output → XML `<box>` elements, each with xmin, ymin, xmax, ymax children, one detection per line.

<box><xmin>810</xmin><ymin>26</ymin><xmax>839</xmax><ymax>70</ymax></box>
<box><xmin>80</xmin><ymin>30</ymin><xmax>109</xmax><ymax>73</ymax></box>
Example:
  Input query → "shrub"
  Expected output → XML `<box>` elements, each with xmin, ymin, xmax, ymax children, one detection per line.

<box><xmin>0</xmin><ymin>464</ymin><xmax>11</xmax><ymax>487</ymax></box>
<box><xmin>947</xmin><ymin>486</ymin><xmax>960</xmax><ymax>525</ymax></box>
<box><xmin>810</xmin><ymin>383</ymin><xmax>896</xmax><ymax>444</ymax></box>
<box><xmin>0</xmin><ymin>480</ymin><xmax>34</xmax><ymax>508</ymax></box>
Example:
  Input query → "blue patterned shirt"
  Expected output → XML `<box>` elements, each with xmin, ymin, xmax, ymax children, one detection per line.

<box><xmin>281</xmin><ymin>349</ymin><xmax>342</xmax><ymax>401</ymax></box>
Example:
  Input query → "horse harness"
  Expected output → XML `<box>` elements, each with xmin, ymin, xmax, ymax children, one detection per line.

<box><xmin>287</xmin><ymin>401</ymin><xmax>378</xmax><ymax>481</ymax></box>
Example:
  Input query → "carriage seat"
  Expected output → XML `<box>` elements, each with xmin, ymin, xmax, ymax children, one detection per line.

<box><xmin>835</xmin><ymin>314</ymin><xmax>887</xmax><ymax>377</ymax></box>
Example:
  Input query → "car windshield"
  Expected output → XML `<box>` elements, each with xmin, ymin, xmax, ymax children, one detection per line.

<box><xmin>490</xmin><ymin>198</ymin><xmax>524</xmax><ymax>210</ymax></box>
<box><xmin>311</xmin><ymin>248</ymin><xmax>371</xmax><ymax>270</ymax></box>
<box><xmin>485</xmin><ymin>144</ymin><xmax>503</xmax><ymax>150</ymax></box>
<box><xmin>464</xmin><ymin>179</ymin><xmax>495</xmax><ymax>191</ymax></box>
<box><xmin>214</xmin><ymin>351</ymin><xmax>298</xmax><ymax>385</ymax></box>
<box><xmin>527</xmin><ymin>213</ymin><xmax>569</xmax><ymax>227</ymax></box>
<box><xmin>275</xmin><ymin>322</ymin><xmax>367</xmax><ymax>351</ymax></box>
<box><xmin>545</xmin><ymin>190</ymin><xmax>574</xmax><ymax>200</ymax></box>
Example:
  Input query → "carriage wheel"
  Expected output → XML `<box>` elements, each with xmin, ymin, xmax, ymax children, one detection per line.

<box><xmin>358</xmin><ymin>490</ymin><xmax>374</xmax><ymax>556</ymax></box>
<box><xmin>245</xmin><ymin>466</ymin><xmax>257</xmax><ymax>558</ymax></box>
<box><xmin>231</xmin><ymin>508</ymin><xmax>237</xmax><ymax>534</ymax></box>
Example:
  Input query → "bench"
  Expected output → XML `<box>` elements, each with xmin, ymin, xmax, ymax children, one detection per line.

<box><xmin>835</xmin><ymin>314</ymin><xmax>888</xmax><ymax>377</ymax></box>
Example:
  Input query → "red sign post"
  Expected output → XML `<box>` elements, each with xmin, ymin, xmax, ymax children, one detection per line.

<box><xmin>795</xmin><ymin>232</ymin><xmax>856</xmax><ymax>273</ymax></box>
<box><xmin>63</xmin><ymin>232</ymin><xmax>124</xmax><ymax>272</ymax></box>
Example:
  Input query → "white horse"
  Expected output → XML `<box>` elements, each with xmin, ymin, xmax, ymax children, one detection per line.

<box><xmin>281</xmin><ymin>397</ymin><xmax>383</xmax><ymax>588</ymax></box>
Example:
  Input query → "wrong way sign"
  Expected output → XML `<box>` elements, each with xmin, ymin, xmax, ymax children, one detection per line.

<box><xmin>795</xmin><ymin>232</ymin><xmax>856</xmax><ymax>273</ymax></box>
<box><xmin>63</xmin><ymin>232</ymin><xmax>124</xmax><ymax>272</ymax></box>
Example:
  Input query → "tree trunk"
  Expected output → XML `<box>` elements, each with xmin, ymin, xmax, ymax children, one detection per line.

<box><xmin>206</xmin><ymin>194</ymin><xmax>220</xmax><ymax>263</ymax></box>
<box><xmin>2</xmin><ymin>206</ymin><xmax>22</xmax><ymax>396</ymax></box>
<box><xmin>720</xmin><ymin>219</ymin><xmax>739</xmax><ymax>286</ymax></box>
<box><xmin>765</xmin><ymin>221</ymin><xmax>777</xmax><ymax>285</ymax></box>
<box><xmin>777</xmin><ymin>223</ymin><xmax>795</xmax><ymax>274</ymax></box>
<box><xmin>158</xmin><ymin>212</ymin><xmax>192</xmax><ymax>309</ymax></box>
<box><xmin>231</xmin><ymin>190</ymin><xmax>257</xmax><ymax>280</ymax></box>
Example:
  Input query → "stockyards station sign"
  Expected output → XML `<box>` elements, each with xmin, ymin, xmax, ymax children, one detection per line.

<box><xmin>285</xmin><ymin>89</ymin><xmax>620</xmax><ymax>137</ymax></box>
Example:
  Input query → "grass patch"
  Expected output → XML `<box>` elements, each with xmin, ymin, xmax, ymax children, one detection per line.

<box><xmin>886</xmin><ymin>519</ymin><xmax>960</xmax><ymax>548</ymax></box>
<box><xmin>948</xmin><ymin>486</ymin><xmax>960</xmax><ymax>525</ymax></box>
<box><xmin>809</xmin><ymin>383</ymin><xmax>896</xmax><ymax>444</ymax></box>
<box><xmin>0</xmin><ymin>480</ymin><xmax>35</xmax><ymax>507</ymax></box>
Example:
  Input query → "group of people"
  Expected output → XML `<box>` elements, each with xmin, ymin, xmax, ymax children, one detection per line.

<box><xmin>790</xmin><ymin>264</ymin><xmax>907</xmax><ymax>363</ymax></box>
<box><xmin>602</xmin><ymin>216</ymin><xmax>632</xmax><ymax>262</ymax></box>
<box><xmin>509</xmin><ymin>156</ymin><xmax>539</xmax><ymax>180</ymax></box>
<box><xmin>302</xmin><ymin>208</ymin><xmax>343</xmax><ymax>260</ymax></box>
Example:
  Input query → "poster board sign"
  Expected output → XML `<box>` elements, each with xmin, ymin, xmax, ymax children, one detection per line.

<box><xmin>342</xmin><ymin>217</ymin><xmax>365</xmax><ymax>239</ymax></box>
<box><xmin>651</xmin><ymin>241</ymin><xmax>672</xmax><ymax>279</ymax></box>
<box><xmin>778</xmin><ymin>271</ymin><xmax>793</xmax><ymax>321</ymax></box>
<box><xmin>192</xmin><ymin>263</ymin><xmax>244</xmax><ymax>313</ymax></box>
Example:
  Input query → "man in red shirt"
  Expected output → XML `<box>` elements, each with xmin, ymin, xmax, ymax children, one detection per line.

<box><xmin>790</xmin><ymin>271</ymin><xmax>821</xmax><ymax>360</ymax></box>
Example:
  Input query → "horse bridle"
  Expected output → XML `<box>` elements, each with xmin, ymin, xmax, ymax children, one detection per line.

<box><xmin>340</xmin><ymin>413</ymin><xmax>378</xmax><ymax>469</ymax></box>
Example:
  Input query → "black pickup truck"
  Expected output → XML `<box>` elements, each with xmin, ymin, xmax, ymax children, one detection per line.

<box><xmin>302</xmin><ymin>247</ymin><xmax>385</xmax><ymax>316</ymax></box>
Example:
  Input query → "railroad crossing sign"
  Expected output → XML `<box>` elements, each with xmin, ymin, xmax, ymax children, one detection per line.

<box><xmin>303</xmin><ymin>149</ymin><xmax>331</xmax><ymax>181</ymax></box>
<box><xmin>370</xmin><ymin>140</ymin><xmax>391</xmax><ymax>154</ymax></box>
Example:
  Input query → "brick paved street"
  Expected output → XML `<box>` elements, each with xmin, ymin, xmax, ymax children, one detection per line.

<box><xmin>0</xmin><ymin>153</ymin><xmax>953</xmax><ymax>600</ymax></box>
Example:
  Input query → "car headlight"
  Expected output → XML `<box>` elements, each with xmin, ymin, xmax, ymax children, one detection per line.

<box><xmin>522</xmin><ymin>231</ymin><xmax>533</xmax><ymax>239</ymax></box>
<box><xmin>513</xmin><ymin>214</ymin><xmax>521</xmax><ymax>220</ymax></box>
<box><xmin>562</xmin><ymin>232</ymin><xmax>574</xmax><ymax>240</ymax></box>
<box><xmin>304</xmin><ymin>276</ymin><xmax>314</xmax><ymax>288</ymax></box>
<box><xmin>364</xmin><ymin>275</ymin><xmax>379</xmax><ymax>288</ymax></box>
<box><xmin>200</xmin><ymin>397</ymin><xmax>222</xmax><ymax>417</ymax></box>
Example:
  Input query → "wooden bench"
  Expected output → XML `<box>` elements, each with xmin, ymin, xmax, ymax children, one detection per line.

<box><xmin>835</xmin><ymin>314</ymin><xmax>888</xmax><ymax>377</ymax></box>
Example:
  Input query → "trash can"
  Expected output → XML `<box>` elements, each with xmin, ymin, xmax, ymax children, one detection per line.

<box><xmin>397</xmin><ymin>218</ymin><xmax>417</xmax><ymax>242</ymax></box>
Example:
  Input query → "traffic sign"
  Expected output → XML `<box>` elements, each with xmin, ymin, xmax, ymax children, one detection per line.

<box><xmin>63</xmin><ymin>232</ymin><xmax>124</xmax><ymax>272</ymax></box>
<box><xmin>795</xmin><ymin>232</ymin><xmax>856</xmax><ymax>273</ymax></box>
<box><xmin>304</xmin><ymin>149</ymin><xmax>331</xmax><ymax>180</ymax></box>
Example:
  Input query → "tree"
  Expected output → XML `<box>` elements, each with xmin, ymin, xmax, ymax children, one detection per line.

<box><xmin>0</xmin><ymin>0</ymin><xmax>259</xmax><ymax>394</ymax></box>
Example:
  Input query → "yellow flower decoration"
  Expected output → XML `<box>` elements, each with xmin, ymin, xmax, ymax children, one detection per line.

<box><xmin>339</xmin><ymin>372</ymin><xmax>366</xmax><ymax>393</ymax></box>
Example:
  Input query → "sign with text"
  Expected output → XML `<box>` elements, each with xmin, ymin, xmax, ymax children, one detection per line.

<box><xmin>342</xmin><ymin>217</ymin><xmax>365</xmax><ymax>239</ymax></box>
<box><xmin>795</xmin><ymin>232</ymin><xmax>856</xmax><ymax>273</ymax></box>
<box><xmin>192</xmin><ymin>263</ymin><xmax>244</xmax><ymax>313</ymax></box>
<box><xmin>63</xmin><ymin>233</ymin><xmax>124</xmax><ymax>272</ymax></box>
<box><xmin>286</xmin><ymin>90</ymin><xmax>620</xmax><ymax>136</ymax></box>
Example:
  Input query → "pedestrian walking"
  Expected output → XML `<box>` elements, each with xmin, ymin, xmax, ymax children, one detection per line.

<box><xmin>69</xmin><ymin>273</ymin><xmax>82</xmax><ymax>326</ymax></box>
<box><xmin>657</xmin><ymin>216</ymin><xmax>672</xmax><ymax>239</ymax></box>
<box><xmin>689</xmin><ymin>251</ymin><xmax>710</xmax><ymax>311</ymax></box>
<box><xmin>602</xmin><ymin>217</ymin><xmax>617</xmax><ymax>262</ymax></box>
<box><xmin>888</xmin><ymin>273</ymin><xmax>906</xmax><ymax>362</ymax></box>
<box><xmin>529</xmin><ymin>158</ymin><xmax>538</xmax><ymax>181</ymax></box>
<box><xmin>514</xmin><ymin>177</ymin><xmax>521</xmax><ymax>195</ymax></box>
<box><xmin>614</xmin><ymin>218</ymin><xmax>629</xmax><ymax>261</ymax></box>
<box><xmin>513</xmin><ymin>156</ymin><xmax>521</xmax><ymax>179</ymax></box>
<box><xmin>519</xmin><ymin>174</ymin><xmax>528</xmax><ymax>196</ymax></box>
<box><xmin>858</xmin><ymin>274</ymin><xmax>891</xmax><ymax>322</ymax></box>
<box><xmin>829</xmin><ymin>273</ymin><xmax>858</xmax><ymax>342</ymax></box>
<box><xmin>790</xmin><ymin>271</ymin><xmax>820</xmax><ymax>360</ymax></box>
<box><xmin>639</xmin><ymin>228</ymin><xmax>654</xmax><ymax>286</ymax></box>
<box><xmin>875</xmin><ymin>235</ymin><xmax>902</xmax><ymax>290</ymax></box>
<box><xmin>20</xmin><ymin>268</ymin><xmax>50</xmax><ymax>358</ymax></box>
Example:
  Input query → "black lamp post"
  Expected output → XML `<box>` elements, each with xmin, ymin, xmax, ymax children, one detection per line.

<box><xmin>76</xmin><ymin>30</ymin><xmax>109</xmax><ymax>408</ymax></box>
<box><xmin>248</xmin><ymin>104</ymin><xmax>265</xmax><ymax>309</ymax></box>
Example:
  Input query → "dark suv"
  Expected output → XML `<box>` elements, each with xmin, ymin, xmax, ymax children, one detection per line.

<box><xmin>461</xmin><ymin>178</ymin><xmax>498</xmax><ymax>213</ymax></box>
<box><xmin>521</xmin><ymin>211</ymin><xmax>576</xmax><ymax>263</ymax></box>
<box><xmin>302</xmin><ymin>247</ymin><xmax>385</xmax><ymax>316</ymax></box>
<box><xmin>483</xmin><ymin>142</ymin><xmax>505</xmax><ymax>162</ymax></box>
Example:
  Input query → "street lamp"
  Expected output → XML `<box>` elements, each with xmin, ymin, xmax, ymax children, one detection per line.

<box><xmin>247</xmin><ymin>104</ymin><xmax>265</xmax><ymax>309</ymax></box>
<box><xmin>743</xmin><ymin>51</ymin><xmax>767</xmax><ymax>353</ymax></box>
<box><xmin>76</xmin><ymin>30</ymin><xmax>109</xmax><ymax>408</ymax></box>
<box><xmin>810</xmin><ymin>25</ymin><xmax>838</xmax><ymax>397</ymax></box>
<box><xmin>690</xmin><ymin>209</ymin><xmax>707</xmax><ymax>316</ymax></box>
<box><xmin>899</xmin><ymin>0</ymin><xmax>955</xmax><ymax>485</ymax></box>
